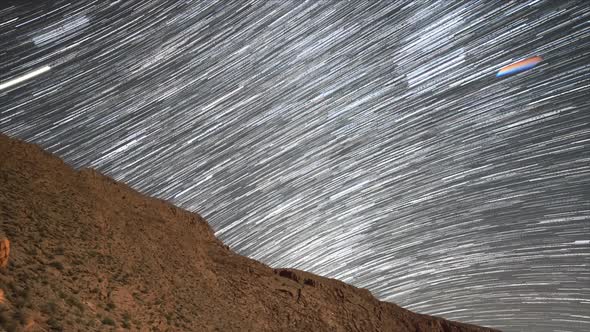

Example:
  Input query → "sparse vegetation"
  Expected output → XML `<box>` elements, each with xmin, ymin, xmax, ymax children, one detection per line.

<box><xmin>106</xmin><ymin>301</ymin><xmax>116</xmax><ymax>310</ymax></box>
<box><xmin>14</xmin><ymin>308</ymin><xmax>30</xmax><ymax>324</ymax></box>
<box><xmin>101</xmin><ymin>317</ymin><xmax>115</xmax><ymax>326</ymax></box>
<box><xmin>66</xmin><ymin>295</ymin><xmax>84</xmax><ymax>312</ymax></box>
<box><xmin>47</xmin><ymin>317</ymin><xmax>63</xmax><ymax>331</ymax></box>
<box><xmin>41</xmin><ymin>301</ymin><xmax>58</xmax><ymax>315</ymax></box>
<box><xmin>0</xmin><ymin>306</ymin><xmax>17</xmax><ymax>332</ymax></box>
<box><xmin>49</xmin><ymin>261</ymin><xmax>64</xmax><ymax>271</ymax></box>
<box><xmin>13</xmin><ymin>296</ymin><xmax>27</xmax><ymax>309</ymax></box>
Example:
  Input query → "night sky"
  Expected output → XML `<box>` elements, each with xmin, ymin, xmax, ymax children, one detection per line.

<box><xmin>1</xmin><ymin>1</ymin><xmax>590</xmax><ymax>331</ymax></box>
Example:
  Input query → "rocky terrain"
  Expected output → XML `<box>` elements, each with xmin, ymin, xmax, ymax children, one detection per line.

<box><xmin>0</xmin><ymin>133</ymin><xmax>500</xmax><ymax>331</ymax></box>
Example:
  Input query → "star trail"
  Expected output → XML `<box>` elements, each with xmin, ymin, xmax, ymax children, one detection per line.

<box><xmin>1</xmin><ymin>1</ymin><xmax>590</xmax><ymax>331</ymax></box>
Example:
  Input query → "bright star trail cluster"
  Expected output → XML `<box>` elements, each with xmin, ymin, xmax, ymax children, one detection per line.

<box><xmin>1</xmin><ymin>1</ymin><xmax>589</xmax><ymax>331</ymax></box>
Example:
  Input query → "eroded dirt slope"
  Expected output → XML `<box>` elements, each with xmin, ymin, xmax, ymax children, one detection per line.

<box><xmin>0</xmin><ymin>133</ymin><xmax>500</xmax><ymax>332</ymax></box>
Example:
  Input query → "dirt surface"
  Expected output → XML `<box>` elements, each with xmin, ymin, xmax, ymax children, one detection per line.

<box><xmin>0</xmin><ymin>133</ymin><xmax>501</xmax><ymax>331</ymax></box>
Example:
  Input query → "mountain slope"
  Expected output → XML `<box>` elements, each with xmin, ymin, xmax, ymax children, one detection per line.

<box><xmin>0</xmin><ymin>133</ymin><xmax>500</xmax><ymax>332</ymax></box>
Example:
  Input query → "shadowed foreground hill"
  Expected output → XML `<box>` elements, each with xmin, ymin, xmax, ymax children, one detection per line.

<box><xmin>0</xmin><ymin>133</ymin><xmax>500</xmax><ymax>332</ymax></box>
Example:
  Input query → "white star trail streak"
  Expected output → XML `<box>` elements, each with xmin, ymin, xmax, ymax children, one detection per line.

<box><xmin>1</xmin><ymin>1</ymin><xmax>589</xmax><ymax>331</ymax></box>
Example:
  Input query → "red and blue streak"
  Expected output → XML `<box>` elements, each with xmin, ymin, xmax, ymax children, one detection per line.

<box><xmin>496</xmin><ymin>56</ymin><xmax>543</xmax><ymax>78</ymax></box>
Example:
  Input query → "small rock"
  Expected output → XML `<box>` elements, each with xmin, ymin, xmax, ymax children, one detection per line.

<box><xmin>0</xmin><ymin>238</ymin><xmax>10</xmax><ymax>268</ymax></box>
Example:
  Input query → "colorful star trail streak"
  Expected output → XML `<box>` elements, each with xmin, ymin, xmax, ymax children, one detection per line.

<box><xmin>496</xmin><ymin>56</ymin><xmax>543</xmax><ymax>78</ymax></box>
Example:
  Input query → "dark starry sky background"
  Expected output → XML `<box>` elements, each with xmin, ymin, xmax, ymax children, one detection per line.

<box><xmin>1</xmin><ymin>1</ymin><xmax>590</xmax><ymax>331</ymax></box>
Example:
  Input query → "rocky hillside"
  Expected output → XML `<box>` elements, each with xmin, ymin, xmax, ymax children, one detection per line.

<box><xmin>0</xmin><ymin>133</ymin><xmax>500</xmax><ymax>331</ymax></box>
